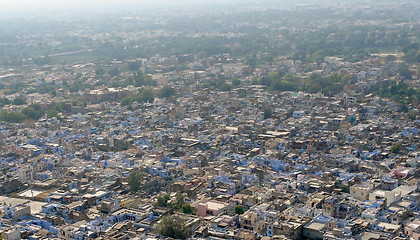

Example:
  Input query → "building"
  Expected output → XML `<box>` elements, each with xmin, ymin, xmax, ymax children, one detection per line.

<box><xmin>195</xmin><ymin>200</ymin><xmax>231</xmax><ymax>217</ymax></box>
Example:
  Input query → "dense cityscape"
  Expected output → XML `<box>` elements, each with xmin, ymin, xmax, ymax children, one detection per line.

<box><xmin>0</xmin><ymin>0</ymin><xmax>420</xmax><ymax>239</ymax></box>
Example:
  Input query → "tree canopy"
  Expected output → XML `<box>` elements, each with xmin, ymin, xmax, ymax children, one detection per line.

<box><xmin>22</xmin><ymin>104</ymin><xmax>44</xmax><ymax>120</ymax></box>
<box><xmin>391</xmin><ymin>144</ymin><xmax>402</xmax><ymax>154</ymax></box>
<box><xmin>158</xmin><ymin>86</ymin><xmax>175</xmax><ymax>98</ymax></box>
<box><xmin>12</xmin><ymin>97</ymin><xmax>26</xmax><ymax>105</ymax></box>
<box><xmin>156</xmin><ymin>194</ymin><xmax>170</xmax><ymax>207</ymax></box>
<box><xmin>234</xmin><ymin>205</ymin><xmax>245</xmax><ymax>215</ymax></box>
<box><xmin>0</xmin><ymin>111</ymin><xmax>27</xmax><ymax>123</ymax></box>
<box><xmin>127</xmin><ymin>169</ymin><xmax>143</xmax><ymax>192</ymax></box>
<box><xmin>121</xmin><ymin>88</ymin><xmax>155</xmax><ymax>106</ymax></box>
<box><xmin>398</xmin><ymin>63</ymin><xmax>411</xmax><ymax>79</ymax></box>
<box><xmin>156</xmin><ymin>215</ymin><xmax>189</xmax><ymax>240</ymax></box>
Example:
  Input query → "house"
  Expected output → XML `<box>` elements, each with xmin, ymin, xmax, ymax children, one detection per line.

<box><xmin>2</xmin><ymin>227</ymin><xmax>21</xmax><ymax>240</ymax></box>
<box><xmin>18</xmin><ymin>164</ymin><xmax>33</xmax><ymax>183</ymax></box>
<box><xmin>369</xmin><ymin>190</ymin><xmax>401</xmax><ymax>207</ymax></box>
<box><xmin>240</xmin><ymin>210</ymin><xmax>265</xmax><ymax>233</ymax></box>
<box><xmin>83</xmin><ymin>191</ymin><xmax>111</xmax><ymax>206</ymax></box>
<box><xmin>405</xmin><ymin>220</ymin><xmax>420</xmax><ymax>240</ymax></box>
<box><xmin>381</xmin><ymin>178</ymin><xmax>398</xmax><ymax>191</ymax></box>
<box><xmin>58</xmin><ymin>220</ymin><xmax>89</xmax><ymax>240</ymax></box>
<box><xmin>272</xmin><ymin>216</ymin><xmax>311</xmax><ymax>240</ymax></box>
<box><xmin>293</xmin><ymin>111</ymin><xmax>304</xmax><ymax>119</ymax></box>
<box><xmin>302</xmin><ymin>222</ymin><xmax>325</xmax><ymax>240</ymax></box>
<box><xmin>2</xmin><ymin>202</ymin><xmax>31</xmax><ymax>222</ymax></box>
<box><xmin>195</xmin><ymin>200</ymin><xmax>231</xmax><ymax>217</ymax></box>
<box><xmin>350</xmin><ymin>184</ymin><xmax>373</xmax><ymax>201</ymax></box>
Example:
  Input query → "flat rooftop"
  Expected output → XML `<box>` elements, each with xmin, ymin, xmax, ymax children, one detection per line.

<box><xmin>0</xmin><ymin>196</ymin><xmax>45</xmax><ymax>215</ymax></box>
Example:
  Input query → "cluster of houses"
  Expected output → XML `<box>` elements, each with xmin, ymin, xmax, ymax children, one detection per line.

<box><xmin>0</xmin><ymin>48</ymin><xmax>419</xmax><ymax>240</ymax></box>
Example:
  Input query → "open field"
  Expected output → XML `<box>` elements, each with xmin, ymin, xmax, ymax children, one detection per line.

<box><xmin>377</xmin><ymin>52</ymin><xmax>404</xmax><ymax>58</ymax></box>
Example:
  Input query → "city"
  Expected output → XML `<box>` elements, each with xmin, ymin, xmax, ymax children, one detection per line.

<box><xmin>0</xmin><ymin>0</ymin><xmax>419</xmax><ymax>239</ymax></box>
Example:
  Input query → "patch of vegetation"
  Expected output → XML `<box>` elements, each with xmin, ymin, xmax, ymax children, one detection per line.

<box><xmin>121</xmin><ymin>88</ymin><xmax>155</xmax><ymax>106</ymax></box>
<box><xmin>22</xmin><ymin>104</ymin><xmax>44</xmax><ymax>120</ymax></box>
<box><xmin>0</xmin><ymin>111</ymin><xmax>27</xmax><ymax>123</ymax></box>
<box><xmin>234</xmin><ymin>205</ymin><xmax>245</xmax><ymax>215</ymax></box>
<box><xmin>127</xmin><ymin>169</ymin><xmax>144</xmax><ymax>193</ymax></box>
<box><xmin>391</xmin><ymin>143</ymin><xmax>402</xmax><ymax>154</ymax></box>
<box><xmin>158</xmin><ymin>86</ymin><xmax>175</xmax><ymax>98</ymax></box>
<box><xmin>156</xmin><ymin>215</ymin><xmax>189</xmax><ymax>240</ymax></box>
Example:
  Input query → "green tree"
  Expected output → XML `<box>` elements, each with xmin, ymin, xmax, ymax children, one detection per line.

<box><xmin>121</xmin><ymin>96</ymin><xmax>133</xmax><ymax>106</ymax></box>
<box><xmin>237</xmin><ymin>89</ymin><xmax>246</xmax><ymax>98</ymax></box>
<box><xmin>156</xmin><ymin>194</ymin><xmax>170</xmax><ymax>207</ymax></box>
<box><xmin>407</xmin><ymin>110</ymin><xmax>418</xmax><ymax>121</ymax></box>
<box><xmin>75</xmin><ymin>72</ymin><xmax>82</xmax><ymax>80</ymax></box>
<box><xmin>286</xmin><ymin>108</ymin><xmax>295</xmax><ymax>119</ymax></box>
<box><xmin>219</xmin><ymin>83</ymin><xmax>232</xmax><ymax>91</ymax></box>
<box><xmin>0</xmin><ymin>98</ymin><xmax>10</xmax><ymax>107</ymax></box>
<box><xmin>311</xmin><ymin>49</ymin><xmax>325</xmax><ymax>62</ymax></box>
<box><xmin>12</xmin><ymin>97</ymin><xmax>26</xmax><ymax>105</ymax></box>
<box><xmin>108</xmin><ymin>67</ymin><xmax>120</xmax><ymax>77</ymax></box>
<box><xmin>231</xmin><ymin>78</ymin><xmax>241</xmax><ymax>87</ymax></box>
<box><xmin>130</xmin><ymin>71</ymin><xmax>145</xmax><ymax>86</ymax></box>
<box><xmin>263</xmin><ymin>107</ymin><xmax>273</xmax><ymax>119</ymax></box>
<box><xmin>339</xmin><ymin>185</ymin><xmax>350</xmax><ymax>193</ymax></box>
<box><xmin>260</xmin><ymin>76</ymin><xmax>272</xmax><ymax>87</ymax></box>
<box><xmin>247</xmin><ymin>54</ymin><xmax>257</xmax><ymax>68</ymax></box>
<box><xmin>158</xmin><ymin>86</ymin><xmax>175</xmax><ymax>98</ymax></box>
<box><xmin>181</xmin><ymin>203</ymin><xmax>193</xmax><ymax>214</ymax></box>
<box><xmin>391</xmin><ymin>144</ymin><xmax>402</xmax><ymax>154</ymax></box>
<box><xmin>128</xmin><ymin>61</ymin><xmax>141</xmax><ymax>72</ymax></box>
<box><xmin>127</xmin><ymin>169</ymin><xmax>143</xmax><ymax>192</ymax></box>
<box><xmin>398</xmin><ymin>63</ymin><xmax>411</xmax><ymax>79</ymax></box>
<box><xmin>22</xmin><ymin>104</ymin><xmax>44</xmax><ymax>120</ymax></box>
<box><xmin>47</xmin><ymin>110</ymin><xmax>60</xmax><ymax>119</ymax></box>
<box><xmin>156</xmin><ymin>216</ymin><xmax>188</xmax><ymax>239</ymax></box>
<box><xmin>95</xmin><ymin>68</ymin><xmax>106</xmax><ymax>76</ymax></box>
<box><xmin>54</xmin><ymin>102</ymin><xmax>72</xmax><ymax>113</ymax></box>
<box><xmin>234</xmin><ymin>205</ymin><xmax>245</xmax><ymax>215</ymax></box>
<box><xmin>412</xmin><ymin>97</ymin><xmax>419</xmax><ymax>107</ymax></box>
<box><xmin>121</xmin><ymin>88</ymin><xmax>155</xmax><ymax>106</ymax></box>
<box><xmin>403</xmin><ymin>43</ymin><xmax>420</xmax><ymax>63</ymax></box>
<box><xmin>140</xmin><ymin>88</ymin><xmax>155</xmax><ymax>103</ymax></box>
<box><xmin>0</xmin><ymin>111</ymin><xmax>26</xmax><ymax>123</ymax></box>
<box><xmin>172</xmin><ymin>194</ymin><xmax>185</xmax><ymax>209</ymax></box>
<box><xmin>385</xmin><ymin>55</ymin><xmax>397</xmax><ymax>62</ymax></box>
<box><xmin>216</xmin><ymin>75</ymin><xmax>227</xmax><ymax>86</ymax></box>
<box><xmin>250</xmin><ymin>77</ymin><xmax>259</xmax><ymax>85</ymax></box>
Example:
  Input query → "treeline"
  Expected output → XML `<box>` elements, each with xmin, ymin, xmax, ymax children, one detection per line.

<box><xmin>65</xmin><ymin>26</ymin><xmax>420</xmax><ymax>65</ymax></box>
<box><xmin>120</xmin><ymin>88</ymin><xmax>155</xmax><ymax>106</ymax></box>
<box><xmin>375</xmin><ymin>80</ymin><xmax>420</xmax><ymax>110</ymax></box>
<box><xmin>0</xmin><ymin>98</ymin><xmax>10</xmax><ymax>107</ymax></box>
<box><xmin>0</xmin><ymin>104</ymin><xmax>44</xmax><ymax>123</ymax></box>
<box><xmin>1</xmin><ymin>69</ymin><xmax>150</xmax><ymax>99</ymax></box>
<box><xmin>288</xmin><ymin>26</ymin><xmax>414</xmax><ymax>63</ymax></box>
<box><xmin>403</xmin><ymin>43</ymin><xmax>420</xmax><ymax>63</ymax></box>
<box><xmin>1</xmin><ymin>1</ymin><xmax>420</xmax><ymax>67</ymax></box>
<box><xmin>2</xmin><ymin>24</ymin><xmax>420</xmax><ymax>67</ymax></box>
<box><xmin>94</xmin><ymin>68</ymin><xmax>156</xmax><ymax>89</ymax></box>
<box><xmin>203</xmin><ymin>76</ymin><xmax>241</xmax><ymax>92</ymax></box>
<box><xmin>0</xmin><ymin>102</ymin><xmax>72</xmax><ymax>123</ymax></box>
<box><xmin>120</xmin><ymin>86</ymin><xmax>176</xmax><ymax>107</ymax></box>
<box><xmin>0</xmin><ymin>96</ymin><xmax>26</xmax><ymax>106</ymax></box>
<box><xmin>255</xmin><ymin>71</ymin><xmax>354</xmax><ymax>96</ymax></box>
<box><xmin>0</xmin><ymin>111</ymin><xmax>26</xmax><ymax>123</ymax></box>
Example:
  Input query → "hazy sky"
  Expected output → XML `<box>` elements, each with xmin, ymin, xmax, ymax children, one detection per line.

<box><xmin>0</xmin><ymin>0</ymin><xmax>229</xmax><ymax>11</ymax></box>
